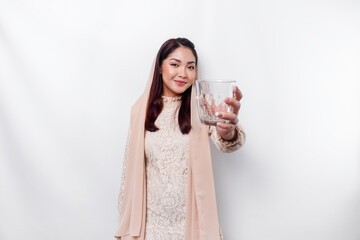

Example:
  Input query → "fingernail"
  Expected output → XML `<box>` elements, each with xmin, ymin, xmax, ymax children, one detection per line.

<box><xmin>225</xmin><ymin>97</ymin><xmax>230</xmax><ymax>102</ymax></box>
<box><xmin>217</xmin><ymin>122</ymin><xmax>222</xmax><ymax>127</ymax></box>
<box><xmin>215</xmin><ymin>112</ymin><xmax>223</xmax><ymax>117</ymax></box>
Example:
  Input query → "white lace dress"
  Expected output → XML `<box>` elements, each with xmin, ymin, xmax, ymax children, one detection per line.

<box><xmin>118</xmin><ymin>95</ymin><xmax>246</xmax><ymax>240</ymax></box>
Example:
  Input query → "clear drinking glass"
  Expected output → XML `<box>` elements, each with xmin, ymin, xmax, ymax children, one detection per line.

<box><xmin>195</xmin><ymin>80</ymin><xmax>236</xmax><ymax>126</ymax></box>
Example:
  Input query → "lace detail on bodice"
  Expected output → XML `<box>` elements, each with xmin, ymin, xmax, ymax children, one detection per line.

<box><xmin>144</xmin><ymin>96</ymin><xmax>187</xmax><ymax>240</ymax></box>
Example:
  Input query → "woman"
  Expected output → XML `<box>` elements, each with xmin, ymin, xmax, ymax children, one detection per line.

<box><xmin>115</xmin><ymin>38</ymin><xmax>246</xmax><ymax>240</ymax></box>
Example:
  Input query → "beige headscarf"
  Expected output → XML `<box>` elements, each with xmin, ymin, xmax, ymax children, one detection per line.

<box><xmin>115</xmin><ymin>57</ymin><xmax>221</xmax><ymax>240</ymax></box>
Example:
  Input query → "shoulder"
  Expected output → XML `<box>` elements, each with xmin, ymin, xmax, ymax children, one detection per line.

<box><xmin>130</xmin><ymin>94</ymin><xmax>147</xmax><ymax>120</ymax></box>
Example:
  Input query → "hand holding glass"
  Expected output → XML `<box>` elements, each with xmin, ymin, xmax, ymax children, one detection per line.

<box><xmin>195</xmin><ymin>80</ymin><xmax>237</xmax><ymax>126</ymax></box>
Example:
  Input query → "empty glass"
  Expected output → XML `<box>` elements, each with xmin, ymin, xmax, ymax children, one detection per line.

<box><xmin>195</xmin><ymin>80</ymin><xmax>236</xmax><ymax>126</ymax></box>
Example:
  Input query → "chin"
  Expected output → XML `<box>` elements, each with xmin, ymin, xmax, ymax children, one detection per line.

<box><xmin>175</xmin><ymin>87</ymin><xmax>190</xmax><ymax>95</ymax></box>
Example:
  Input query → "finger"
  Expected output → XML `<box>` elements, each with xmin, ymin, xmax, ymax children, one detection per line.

<box><xmin>233</xmin><ymin>86</ymin><xmax>243</xmax><ymax>101</ymax></box>
<box><xmin>216</xmin><ymin>122</ymin><xmax>235</xmax><ymax>131</ymax></box>
<box><xmin>215</xmin><ymin>112</ymin><xmax>239</xmax><ymax>124</ymax></box>
<box><xmin>224</xmin><ymin>97</ymin><xmax>241</xmax><ymax>115</ymax></box>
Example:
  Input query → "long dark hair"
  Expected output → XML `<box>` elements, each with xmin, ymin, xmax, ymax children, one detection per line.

<box><xmin>145</xmin><ymin>38</ymin><xmax>198</xmax><ymax>134</ymax></box>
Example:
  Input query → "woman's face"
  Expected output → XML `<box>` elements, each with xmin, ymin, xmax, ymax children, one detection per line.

<box><xmin>160</xmin><ymin>46</ymin><xmax>196</xmax><ymax>97</ymax></box>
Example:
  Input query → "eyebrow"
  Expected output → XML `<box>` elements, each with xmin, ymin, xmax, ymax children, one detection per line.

<box><xmin>169</xmin><ymin>58</ymin><xmax>196</xmax><ymax>64</ymax></box>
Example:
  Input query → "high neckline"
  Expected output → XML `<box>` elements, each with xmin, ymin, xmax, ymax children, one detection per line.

<box><xmin>161</xmin><ymin>95</ymin><xmax>182</xmax><ymax>109</ymax></box>
<box><xmin>161</xmin><ymin>95</ymin><xmax>182</xmax><ymax>102</ymax></box>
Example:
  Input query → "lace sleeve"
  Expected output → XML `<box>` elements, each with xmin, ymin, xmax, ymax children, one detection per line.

<box><xmin>208</xmin><ymin>123</ymin><xmax>246</xmax><ymax>153</ymax></box>
<box><xmin>117</xmin><ymin>125</ymin><xmax>131</xmax><ymax>216</ymax></box>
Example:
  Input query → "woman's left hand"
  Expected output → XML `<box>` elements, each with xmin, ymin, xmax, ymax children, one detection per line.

<box><xmin>215</xmin><ymin>86</ymin><xmax>243</xmax><ymax>141</ymax></box>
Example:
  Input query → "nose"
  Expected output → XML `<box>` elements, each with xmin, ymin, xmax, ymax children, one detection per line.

<box><xmin>178</xmin><ymin>67</ymin><xmax>187</xmax><ymax>78</ymax></box>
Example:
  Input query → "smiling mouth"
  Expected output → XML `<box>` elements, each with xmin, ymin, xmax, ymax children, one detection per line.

<box><xmin>174</xmin><ymin>80</ymin><xmax>187</xmax><ymax>86</ymax></box>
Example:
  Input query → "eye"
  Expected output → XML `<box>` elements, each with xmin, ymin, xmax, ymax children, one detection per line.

<box><xmin>188</xmin><ymin>65</ymin><xmax>195</xmax><ymax>70</ymax></box>
<box><xmin>170</xmin><ymin>63</ymin><xmax>179</xmax><ymax>67</ymax></box>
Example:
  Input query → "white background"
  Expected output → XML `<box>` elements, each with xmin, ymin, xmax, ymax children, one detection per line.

<box><xmin>0</xmin><ymin>0</ymin><xmax>359</xmax><ymax>239</ymax></box>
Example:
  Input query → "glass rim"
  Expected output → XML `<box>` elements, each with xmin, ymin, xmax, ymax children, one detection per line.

<box><xmin>196</xmin><ymin>79</ymin><xmax>236</xmax><ymax>84</ymax></box>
